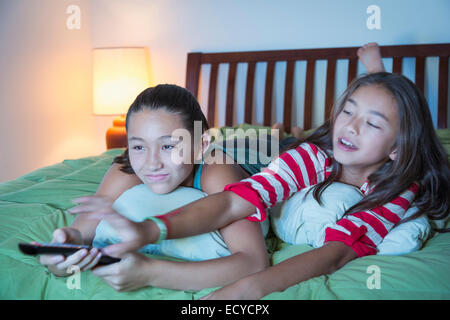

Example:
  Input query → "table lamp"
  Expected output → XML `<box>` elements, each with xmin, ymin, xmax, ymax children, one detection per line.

<box><xmin>93</xmin><ymin>47</ymin><xmax>151</xmax><ymax>149</ymax></box>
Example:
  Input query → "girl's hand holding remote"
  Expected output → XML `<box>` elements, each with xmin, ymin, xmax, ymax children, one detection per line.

<box><xmin>68</xmin><ymin>195</ymin><xmax>151</xmax><ymax>257</ymax></box>
<box><xmin>39</xmin><ymin>227</ymin><xmax>103</xmax><ymax>277</ymax></box>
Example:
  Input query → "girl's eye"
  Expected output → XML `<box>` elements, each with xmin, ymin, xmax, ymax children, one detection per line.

<box><xmin>367</xmin><ymin>122</ymin><xmax>380</xmax><ymax>129</ymax></box>
<box><xmin>162</xmin><ymin>145</ymin><xmax>175</xmax><ymax>151</ymax></box>
<box><xmin>132</xmin><ymin>145</ymin><xmax>144</xmax><ymax>151</ymax></box>
<box><xmin>342</xmin><ymin>109</ymin><xmax>352</xmax><ymax>116</ymax></box>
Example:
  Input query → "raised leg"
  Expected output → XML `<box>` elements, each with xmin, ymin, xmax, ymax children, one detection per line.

<box><xmin>357</xmin><ymin>42</ymin><xmax>386</xmax><ymax>73</ymax></box>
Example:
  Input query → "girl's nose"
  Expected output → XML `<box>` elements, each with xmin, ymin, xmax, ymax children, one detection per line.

<box><xmin>345</xmin><ymin>117</ymin><xmax>361</xmax><ymax>135</ymax></box>
<box><xmin>146</xmin><ymin>150</ymin><xmax>163</xmax><ymax>170</ymax></box>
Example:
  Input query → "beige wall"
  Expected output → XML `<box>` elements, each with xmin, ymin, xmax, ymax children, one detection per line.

<box><xmin>0</xmin><ymin>0</ymin><xmax>111</xmax><ymax>182</ymax></box>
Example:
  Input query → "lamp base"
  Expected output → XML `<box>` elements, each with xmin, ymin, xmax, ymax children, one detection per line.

<box><xmin>106</xmin><ymin>115</ymin><xmax>127</xmax><ymax>149</ymax></box>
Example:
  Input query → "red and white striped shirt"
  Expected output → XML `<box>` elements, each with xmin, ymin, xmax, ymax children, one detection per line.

<box><xmin>224</xmin><ymin>142</ymin><xmax>419</xmax><ymax>257</ymax></box>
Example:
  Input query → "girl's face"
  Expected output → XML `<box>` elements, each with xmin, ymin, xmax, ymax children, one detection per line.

<box><xmin>127</xmin><ymin>108</ymin><xmax>196</xmax><ymax>194</ymax></box>
<box><xmin>332</xmin><ymin>85</ymin><xmax>399</xmax><ymax>179</ymax></box>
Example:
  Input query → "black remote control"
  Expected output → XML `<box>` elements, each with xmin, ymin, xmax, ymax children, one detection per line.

<box><xmin>18</xmin><ymin>242</ymin><xmax>121</xmax><ymax>265</ymax></box>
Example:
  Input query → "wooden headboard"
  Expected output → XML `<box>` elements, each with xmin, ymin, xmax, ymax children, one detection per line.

<box><xmin>185</xmin><ymin>43</ymin><xmax>450</xmax><ymax>131</ymax></box>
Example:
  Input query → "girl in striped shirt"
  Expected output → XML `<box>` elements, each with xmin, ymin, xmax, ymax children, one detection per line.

<box><xmin>204</xmin><ymin>72</ymin><xmax>449</xmax><ymax>298</ymax></box>
<box><xmin>74</xmin><ymin>71</ymin><xmax>449</xmax><ymax>299</ymax></box>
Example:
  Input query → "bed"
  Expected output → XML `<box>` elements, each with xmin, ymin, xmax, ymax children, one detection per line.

<box><xmin>1</xmin><ymin>43</ymin><xmax>449</xmax><ymax>300</ymax></box>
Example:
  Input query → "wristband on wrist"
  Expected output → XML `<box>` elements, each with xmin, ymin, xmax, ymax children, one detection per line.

<box><xmin>145</xmin><ymin>217</ymin><xmax>168</xmax><ymax>244</ymax></box>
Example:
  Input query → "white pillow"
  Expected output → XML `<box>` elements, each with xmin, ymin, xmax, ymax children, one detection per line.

<box><xmin>377</xmin><ymin>206</ymin><xmax>431</xmax><ymax>255</ymax></box>
<box><xmin>93</xmin><ymin>184</ymin><xmax>208</xmax><ymax>246</ymax></box>
<box><xmin>93</xmin><ymin>184</ymin><xmax>270</xmax><ymax>261</ymax></box>
<box><xmin>270</xmin><ymin>182</ymin><xmax>431</xmax><ymax>255</ymax></box>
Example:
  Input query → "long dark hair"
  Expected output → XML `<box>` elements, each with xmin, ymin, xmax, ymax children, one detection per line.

<box><xmin>113</xmin><ymin>84</ymin><xmax>209</xmax><ymax>173</ymax></box>
<box><xmin>288</xmin><ymin>72</ymin><xmax>449</xmax><ymax>230</ymax></box>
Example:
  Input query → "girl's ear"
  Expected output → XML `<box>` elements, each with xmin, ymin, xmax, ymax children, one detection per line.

<box><xmin>389</xmin><ymin>148</ymin><xmax>397</xmax><ymax>161</ymax></box>
<box><xmin>201</xmin><ymin>132</ymin><xmax>212</xmax><ymax>154</ymax></box>
<box><xmin>194</xmin><ymin>132</ymin><xmax>211</xmax><ymax>162</ymax></box>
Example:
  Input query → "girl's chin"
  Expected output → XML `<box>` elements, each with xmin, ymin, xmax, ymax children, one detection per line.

<box><xmin>333</xmin><ymin>152</ymin><xmax>356</xmax><ymax>166</ymax></box>
<box><xmin>145</xmin><ymin>183</ymin><xmax>177</xmax><ymax>195</ymax></box>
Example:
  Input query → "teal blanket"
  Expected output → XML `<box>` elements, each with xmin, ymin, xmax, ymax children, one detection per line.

<box><xmin>1</xmin><ymin>129</ymin><xmax>449</xmax><ymax>300</ymax></box>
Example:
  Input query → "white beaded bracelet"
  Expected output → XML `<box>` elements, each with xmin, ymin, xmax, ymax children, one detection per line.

<box><xmin>146</xmin><ymin>217</ymin><xmax>168</xmax><ymax>244</ymax></box>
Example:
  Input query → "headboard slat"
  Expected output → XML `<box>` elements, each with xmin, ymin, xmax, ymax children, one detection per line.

<box><xmin>347</xmin><ymin>57</ymin><xmax>358</xmax><ymax>85</ymax></box>
<box><xmin>415</xmin><ymin>56</ymin><xmax>425</xmax><ymax>94</ymax></box>
<box><xmin>264</xmin><ymin>61</ymin><xmax>275</xmax><ymax>126</ymax></box>
<box><xmin>325</xmin><ymin>59</ymin><xmax>337</xmax><ymax>120</ymax></box>
<box><xmin>225</xmin><ymin>62</ymin><xmax>237</xmax><ymax>127</ymax></box>
<box><xmin>185</xmin><ymin>53</ymin><xmax>201</xmax><ymax>97</ymax></box>
<box><xmin>283</xmin><ymin>60</ymin><xmax>295</xmax><ymax>133</ymax></box>
<box><xmin>438</xmin><ymin>56</ymin><xmax>449</xmax><ymax>129</ymax></box>
<box><xmin>393</xmin><ymin>57</ymin><xmax>402</xmax><ymax>74</ymax></box>
<box><xmin>304</xmin><ymin>60</ymin><xmax>315</xmax><ymax>130</ymax></box>
<box><xmin>207</xmin><ymin>63</ymin><xmax>219</xmax><ymax>126</ymax></box>
<box><xmin>244</xmin><ymin>61</ymin><xmax>256</xmax><ymax>124</ymax></box>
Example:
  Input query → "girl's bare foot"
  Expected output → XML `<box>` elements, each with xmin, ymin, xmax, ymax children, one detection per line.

<box><xmin>291</xmin><ymin>126</ymin><xmax>304</xmax><ymax>140</ymax></box>
<box><xmin>271</xmin><ymin>122</ymin><xmax>285</xmax><ymax>140</ymax></box>
<box><xmin>357</xmin><ymin>42</ymin><xmax>385</xmax><ymax>73</ymax></box>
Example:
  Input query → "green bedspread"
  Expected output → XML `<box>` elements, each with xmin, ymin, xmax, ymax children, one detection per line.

<box><xmin>1</xmin><ymin>129</ymin><xmax>449</xmax><ymax>300</ymax></box>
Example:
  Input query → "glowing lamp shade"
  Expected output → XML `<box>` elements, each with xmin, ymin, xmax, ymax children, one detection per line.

<box><xmin>93</xmin><ymin>47</ymin><xmax>150</xmax><ymax>149</ymax></box>
<box><xmin>93</xmin><ymin>47</ymin><xmax>150</xmax><ymax>115</ymax></box>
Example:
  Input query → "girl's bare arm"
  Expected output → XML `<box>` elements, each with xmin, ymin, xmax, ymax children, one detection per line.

<box><xmin>143</xmin><ymin>219</ymin><xmax>268</xmax><ymax>291</ymax></box>
<box><xmin>203</xmin><ymin>241</ymin><xmax>358</xmax><ymax>299</ymax></box>
<box><xmin>71</xmin><ymin>162</ymin><xmax>141</xmax><ymax>244</ymax></box>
